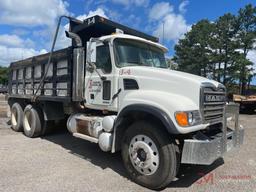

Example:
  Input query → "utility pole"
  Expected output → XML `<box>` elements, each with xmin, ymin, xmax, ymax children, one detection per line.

<box><xmin>162</xmin><ymin>21</ymin><xmax>165</xmax><ymax>45</ymax></box>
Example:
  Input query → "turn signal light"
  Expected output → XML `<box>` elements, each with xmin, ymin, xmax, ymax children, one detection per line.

<box><xmin>175</xmin><ymin>112</ymin><xmax>189</xmax><ymax>127</ymax></box>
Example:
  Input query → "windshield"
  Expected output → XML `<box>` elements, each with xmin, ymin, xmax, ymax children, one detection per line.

<box><xmin>114</xmin><ymin>38</ymin><xmax>167</xmax><ymax>68</ymax></box>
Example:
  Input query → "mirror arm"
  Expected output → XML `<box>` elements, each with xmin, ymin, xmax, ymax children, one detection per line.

<box><xmin>87</xmin><ymin>62</ymin><xmax>106</xmax><ymax>81</ymax></box>
<box><xmin>94</xmin><ymin>67</ymin><xmax>106</xmax><ymax>81</ymax></box>
<box><xmin>86</xmin><ymin>38</ymin><xmax>107</xmax><ymax>81</ymax></box>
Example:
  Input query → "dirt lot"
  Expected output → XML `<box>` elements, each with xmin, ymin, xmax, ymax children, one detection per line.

<box><xmin>0</xmin><ymin>96</ymin><xmax>255</xmax><ymax>192</ymax></box>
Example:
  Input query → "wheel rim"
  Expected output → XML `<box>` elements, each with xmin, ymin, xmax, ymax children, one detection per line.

<box><xmin>129</xmin><ymin>134</ymin><xmax>159</xmax><ymax>175</ymax></box>
<box><xmin>24</xmin><ymin>110</ymin><xmax>32</xmax><ymax>132</ymax></box>
<box><xmin>11</xmin><ymin>108</ymin><xmax>18</xmax><ymax>126</ymax></box>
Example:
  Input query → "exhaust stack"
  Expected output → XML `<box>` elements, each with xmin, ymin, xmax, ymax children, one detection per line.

<box><xmin>65</xmin><ymin>31</ymin><xmax>82</xmax><ymax>47</ymax></box>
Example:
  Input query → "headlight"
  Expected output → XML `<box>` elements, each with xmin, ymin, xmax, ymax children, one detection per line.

<box><xmin>175</xmin><ymin>110</ymin><xmax>202</xmax><ymax>127</ymax></box>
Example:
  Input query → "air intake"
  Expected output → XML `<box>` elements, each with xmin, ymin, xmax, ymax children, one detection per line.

<box><xmin>123</xmin><ymin>79</ymin><xmax>139</xmax><ymax>90</ymax></box>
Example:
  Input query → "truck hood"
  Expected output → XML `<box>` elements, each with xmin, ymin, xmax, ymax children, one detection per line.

<box><xmin>119</xmin><ymin>66</ymin><xmax>223</xmax><ymax>107</ymax></box>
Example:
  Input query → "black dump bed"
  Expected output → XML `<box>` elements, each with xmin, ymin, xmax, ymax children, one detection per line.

<box><xmin>70</xmin><ymin>15</ymin><xmax>159</xmax><ymax>44</ymax></box>
<box><xmin>8</xmin><ymin>48</ymin><xmax>73</xmax><ymax>102</ymax></box>
<box><xmin>8</xmin><ymin>15</ymin><xmax>158</xmax><ymax>102</ymax></box>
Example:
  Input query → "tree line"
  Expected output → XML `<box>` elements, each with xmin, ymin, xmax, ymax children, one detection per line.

<box><xmin>173</xmin><ymin>4</ymin><xmax>256</xmax><ymax>95</ymax></box>
<box><xmin>0</xmin><ymin>67</ymin><xmax>8</xmax><ymax>85</ymax></box>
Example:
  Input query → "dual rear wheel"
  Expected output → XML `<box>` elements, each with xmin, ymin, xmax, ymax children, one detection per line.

<box><xmin>10</xmin><ymin>103</ymin><xmax>43</xmax><ymax>138</ymax></box>
<box><xmin>11</xmin><ymin>103</ymin><xmax>24</xmax><ymax>132</ymax></box>
<box><xmin>23</xmin><ymin>105</ymin><xmax>43</xmax><ymax>138</ymax></box>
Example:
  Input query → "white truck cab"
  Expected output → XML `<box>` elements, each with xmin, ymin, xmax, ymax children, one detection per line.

<box><xmin>85</xmin><ymin>33</ymin><xmax>224</xmax><ymax>134</ymax></box>
<box><xmin>8</xmin><ymin>15</ymin><xmax>244</xmax><ymax>190</ymax></box>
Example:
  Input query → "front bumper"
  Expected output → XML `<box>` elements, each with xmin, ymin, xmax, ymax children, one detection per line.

<box><xmin>181</xmin><ymin>103</ymin><xmax>244</xmax><ymax>165</ymax></box>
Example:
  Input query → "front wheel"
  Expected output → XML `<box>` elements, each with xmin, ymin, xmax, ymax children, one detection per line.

<box><xmin>121</xmin><ymin>121</ymin><xmax>180</xmax><ymax>190</ymax></box>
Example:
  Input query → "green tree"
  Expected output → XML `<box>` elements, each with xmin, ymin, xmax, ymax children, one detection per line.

<box><xmin>212</xmin><ymin>13</ymin><xmax>239</xmax><ymax>85</ymax></box>
<box><xmin>0</xmin><ymin>66</ymin><xmax>9</xmax><ymax>85</ymax></box>
<box><xmin>174</xmin><ymin>4</ymin><xmax>256</xmax><ymax>94</ymax></box>
<box><xmin>174</xmin><ymin>20</ymin><xmax>214</xmax><ymax>76</ymax></box>
<box><xmin>236</xmin><ymin>4</ymin><xmax>256</xmax><ymax>94</ymax></box>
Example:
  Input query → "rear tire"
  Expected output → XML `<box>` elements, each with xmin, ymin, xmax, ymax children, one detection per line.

<box><xmin>11</xmin><ymin>103</ymin><xmax>24</xmax><ymax>132</ymax></box>
<box><xmin>23</xmin><ymin>105</ymin><xmax>43</xmax><ymax>138</ymax></box>
<box><xmin>121</xmin><ymin>121</ymin><xmax>180</xmax><ymax>190</ymax></box>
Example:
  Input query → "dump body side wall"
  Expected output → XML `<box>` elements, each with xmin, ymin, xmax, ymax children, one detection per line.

<box><xmin>8</xmin><ymin>47</ymin><xmax>73</xmax><ymax>102</ymax></box>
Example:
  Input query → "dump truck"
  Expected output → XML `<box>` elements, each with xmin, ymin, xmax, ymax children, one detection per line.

<box><xmin>7</xmin><ymin>15</ymin><xmax>244</xmax><ymax>189</ymax></box>
<box><xmin>233</xmin><ymin>94</ymin><xmax>256</xmax><ymax>113</ymax></box>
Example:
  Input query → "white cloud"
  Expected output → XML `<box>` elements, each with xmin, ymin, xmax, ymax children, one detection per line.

<box><xmin>53</xmin><ymin>8</ymin><xmax>108</xmax><ymax>49</ymax></box>
<box><xmin>0</xmin><ymin>34</ymin><xmax>24</xmax><ymax>47</ymax></box>
<box><xmin>247</xmin><ymin>50</ymin><xmax>256</xmax><ymax>72</ymax></box>
<box><xmin>0</xmin><ymin>34</ymin><xmax>34</xmax><ymax>48</ymax></box>
<box><xmin>179</xmin><ymin>1</ymin><xmax>189</xmax><ymax>14</ymax></box>
<box><xmin>112</xmin><ymin>0</ymin><xmax>129</xmax><ymax>6</ymax></box>
<box><xmin>0</xmin><ymin>45</ymin><xmax>47</xmax><ymax>66</ymax></box>
<box><xmin>76</xmin><ymin>8</ymin><xmax>108</xmax><ymax>21</ymax></box>
<box><xmin>155</xmin><ymin>14</ymin><xmax>191</xmax><ymax>41</ymax></box>
<box><xmin>0</xmin><ymin>33</ymin><xmax>43</xmax><ymax>67</ymax></box>
<box><xmin>248</xmin><ymin>50</ymin><xmax>256</xmax><ymax>64</ymax></box>
<box><xmin>133</xmin><ymin>0</ymin><xmax>149</xmax><ymax>7</ymax></box>
<box><xmin>150</xmin><ymin>2</ymin><xmax>191</xmax><ymax>42</ymax></box>
<box><xmin>237</xmin><ymin>48</ymin><xmax>256</xmax><ymax>65</ymax></box>
<box><xmin>126</xmin><ymin>14</ymin><xmax>141</xmax><ymax>29</ymax></box>
<box><xmin>54</xmin><ymin>23</ymin><xmax>71</xmax><ymax>50</ymax></box>
<box><xmin>0</xmin><ymin>7</ymin><xmax>109</xmax><ymax>66</ymax></box>
<box><xmin>149</xmin><ymin>2</ymin><xmax>173</xmax><ymax>21</ymax></box>
<box><xmin>0</xmin><ymin>0</ymin><xmax>72</xmax><ymax>54</ymax></box>
<box><xmin>112</xmin><ymin>0</ymin><xmax>149</xmax><ymax>7</ymax></box>
<box><xmin>0</xmin><ymin>0</ymin><xmax>69</xmax><ymax>26</ymax></box>
<box><xmin>11</xmin><ymin>28</ymin><xmax>29</xmax><ymax>36</ymax></box>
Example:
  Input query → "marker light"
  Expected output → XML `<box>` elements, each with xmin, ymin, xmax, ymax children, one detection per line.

<box><xmin>175</xmin><ymin>112</ymin><xmax>189</xmax><ymax>127</ymax></box>
<box><xmin>175</xmin><ymin>111</ymin><xmax>202</xmax><ymax>127</ymax></box>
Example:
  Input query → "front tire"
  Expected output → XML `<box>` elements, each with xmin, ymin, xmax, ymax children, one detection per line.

<box><xmin>11</xmin><ymin>103</ymin><xmax>24</xmax><ymax>132</ymax></box>
<box><xmin>121</xmin><ymin>121</ymin><xmax>179</xmax><ymax>190</ymax></box>
<box><xmin>23</xmin><ymin>105</ymin><xmax>43</xmax><ymax>138</ymax></box>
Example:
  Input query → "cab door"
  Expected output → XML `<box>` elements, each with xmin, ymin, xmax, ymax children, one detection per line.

<box><xmin>84</xmin><ymin>42</ymin><xmax>118</xmax><ymax>111</ymax></box>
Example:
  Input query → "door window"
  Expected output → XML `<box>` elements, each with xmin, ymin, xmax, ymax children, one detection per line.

<box><xmin>96</xmin><ymin>45</ymin><xmax>112</xmax><ymax>74</ymax></box>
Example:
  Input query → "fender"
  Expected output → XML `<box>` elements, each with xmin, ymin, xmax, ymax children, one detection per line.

<box><xmin>111</xmin><ymin>104</ymin><xmax>178</xmax><ymax>153</ymax></box>
<box><xmin>119</xmin><ymin>104</ymin><xmax>178</xmax><ymax>134</ymax></box>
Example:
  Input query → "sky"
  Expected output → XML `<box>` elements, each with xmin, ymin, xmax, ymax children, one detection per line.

<box><xmin>0</xmin><ymin>0</ymin><xmax>255</xmax><ymax>69</ymax></box>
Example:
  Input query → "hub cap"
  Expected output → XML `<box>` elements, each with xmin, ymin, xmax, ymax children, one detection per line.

<box><xmin>11</xmin><ymin>109</ymin><xmax>18</xmax><ymax>126</ymax></box>
<box><xmin>24</xmin><ymin>111</ymin><xmax>32</xmax><ymax>131</ymax></box>
<box><xmin>129</xmin><ymin>134</ymin><xmax>159</xmax><ymax>175</ymax></box>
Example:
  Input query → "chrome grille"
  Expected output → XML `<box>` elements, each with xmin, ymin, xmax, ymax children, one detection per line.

<box><xmin>201</xmin><ymin>85</ymin><xmax>226</xmax><ymax>124</ymax></box>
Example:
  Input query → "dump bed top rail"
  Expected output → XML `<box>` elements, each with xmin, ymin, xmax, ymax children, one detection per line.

<box><xmin>70</xmin><ymin>15</ymin><xmax>159</xmax><ymax>43</ymax></box>
<box><xmin>9</xmin><ymin>48</ymin><xmax>70</xmax><ymax>69</ymax></box>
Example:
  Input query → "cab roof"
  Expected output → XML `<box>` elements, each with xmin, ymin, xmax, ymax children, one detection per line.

<box><xmin>99</xmin><ymin>34</ymin><xmax>168</xmax><ymax>52</ymax></box>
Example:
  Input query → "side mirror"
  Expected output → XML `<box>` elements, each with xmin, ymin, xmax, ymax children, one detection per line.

<box><xmin>87</xmin><ymin>62</ymin><xmax>96</xmax><ymax>73</ymax></box>
<box><xmin>86</xmin><ymin>41</ymin><xmax>97</xmax><ymax>72</ymax></box>
<box><xmin>90</xmin><ymin>42</ymin><xmax>96</xmax><ymax>63</ymax></box>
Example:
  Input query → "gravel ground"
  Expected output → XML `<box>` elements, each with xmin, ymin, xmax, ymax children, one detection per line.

<box><xmin>0</xmin><ymin>99</ymin><xmax>255</xmax><ymax>192</ymax></box>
